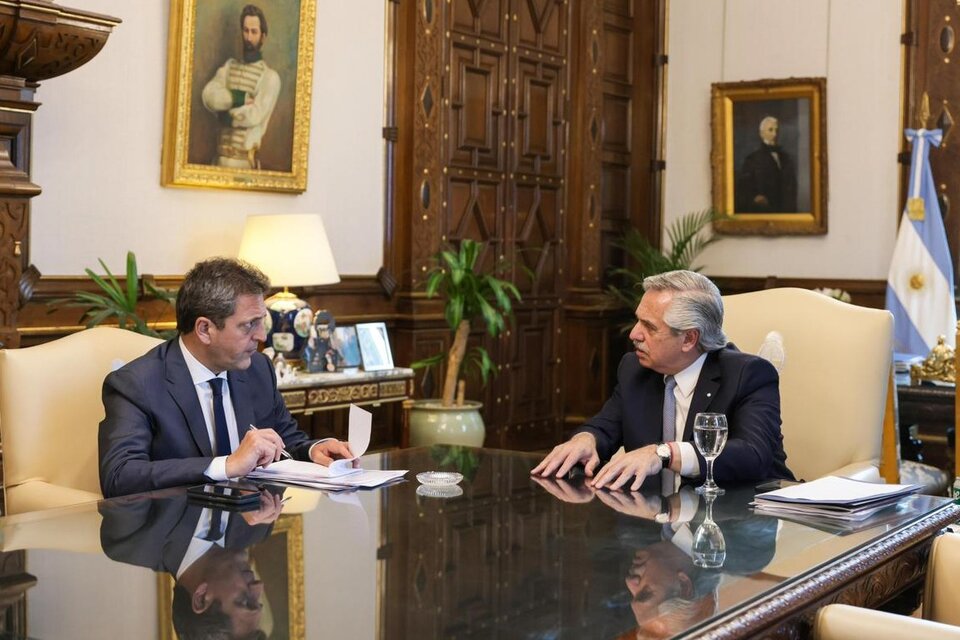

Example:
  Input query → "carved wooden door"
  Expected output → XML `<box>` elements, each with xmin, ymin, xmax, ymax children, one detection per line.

<box><xmin>402</xmin><ymin>0</ymin><xmax>570</xmax><ymax>449</ymax></box>
<box><xmin>903</xmin><ymin>1</ymin><xmax>960</xmax><ymax>278</ymax></box>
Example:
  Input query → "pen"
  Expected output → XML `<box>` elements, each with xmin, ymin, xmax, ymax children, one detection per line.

<box><xmin>248</xmin><ymin>424</ymin><xmax>292</xmax><ymax>460</ymax></box>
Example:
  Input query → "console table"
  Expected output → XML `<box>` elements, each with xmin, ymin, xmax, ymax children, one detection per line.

<box><xmin>896</xmin><ymin>376</ymin><xmax>954</xmax><ymax>477</ymax></box>
<box><xmin>278</xmin><ymin>367</ymin><xmax>415</xmax><ymax>448</ymax></box>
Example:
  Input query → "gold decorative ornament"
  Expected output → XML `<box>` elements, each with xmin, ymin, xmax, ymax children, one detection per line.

<box><xmin>910</xmin><ymin>273</ymin><xmax>926</xmax><ymax>290</ymax></box>
<box><xmin>910</xmin><ymin>334</ymin><xmax>956</xmax><ymax>384</ymax></box>
<box><xmin>907</xmin><ymin>197</ymin><xmax>926</xmax><ymax>220</ymax></box>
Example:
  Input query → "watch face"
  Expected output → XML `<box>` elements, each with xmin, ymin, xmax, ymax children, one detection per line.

<box><xmin>656</xmin><ymin>443</ymin><xmax>671</xmax><ymax>462</ymax></box>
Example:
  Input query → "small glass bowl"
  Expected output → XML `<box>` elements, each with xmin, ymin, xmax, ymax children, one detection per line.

<box><xmin>416</xmin><ymin>471</ymin><xmax>463</xmax><ymax>487</ymax></box>
<box><xmin>416</xmin><ymin>484</ymin><xmax>464</xmax><ymax>499</ymax></box>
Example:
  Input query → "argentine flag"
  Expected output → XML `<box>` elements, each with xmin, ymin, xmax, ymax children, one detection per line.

<box><xmin>886</xmin><ymin>128</ymin><xmax>957</xmax><ymax>357</ymax></box>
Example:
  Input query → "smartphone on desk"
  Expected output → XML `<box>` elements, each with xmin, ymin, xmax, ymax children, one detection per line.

<box><xmin>187</xmin><ymin>482</ymin><xmax>263</xmax><ymax>509</ymax></box>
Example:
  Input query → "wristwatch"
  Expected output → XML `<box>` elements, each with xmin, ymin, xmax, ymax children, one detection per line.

<box><xmin>655</xmin><ymin>442</ymin><xmax>672</xmax><ymax>470</ymax></box>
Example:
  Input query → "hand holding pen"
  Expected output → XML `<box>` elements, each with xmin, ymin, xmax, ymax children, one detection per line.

<box><xmin>224</xmin><ymin>425</ymin><xmax>290</xmax><ymax>477</ymax></box>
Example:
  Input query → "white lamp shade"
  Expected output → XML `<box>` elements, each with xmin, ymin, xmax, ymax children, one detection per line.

<box><xmin>237</xmin><ymin>213</ymin><xmax>341</xmax><ymax>287</ymax></box>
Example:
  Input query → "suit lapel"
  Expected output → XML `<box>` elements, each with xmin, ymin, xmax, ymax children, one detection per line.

<box><xmin>229</xmin><ymin>367</ymin><xmax>254</xmax><ymax>440</ymax></box>
<box><xmin>682</xmin><ymin>351</ymin><xmax>721</xmax><ymax>441</ymax></box>
<box><xmin>165</xmin><ymin>340</ymin><xmax>214</xmax><ymax>457</ymax></box>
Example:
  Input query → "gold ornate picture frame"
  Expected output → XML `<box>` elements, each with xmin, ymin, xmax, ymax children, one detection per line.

<box><xmin>710</xmin><ymin>77</ymin><xmax>827</xmax><ymax>235</ymax></box>
<box><xmin>161</xmin><ymin>0</ymin><xmax>316</xmax><ymax>193</ymax></box>
<box><xmin>158</xmin><ymin>514</ymin><xmax>304</xmax><ymax>640</ymax></box>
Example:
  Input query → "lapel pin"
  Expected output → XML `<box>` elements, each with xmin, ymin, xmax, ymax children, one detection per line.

<box><xmin>706</xmin><ymin>392</ymin><xmax>712</xmax><ymax>398</ymax></box>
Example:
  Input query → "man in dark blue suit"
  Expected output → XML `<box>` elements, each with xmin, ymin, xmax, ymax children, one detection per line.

<box><xmin>99</xmin><ymin>258</ymin><xmax>353</xmax><ymax>498</ymax></box>
<box><xmin>532</xmin><ymin>270</ymin><xmax>793</xmax><ymax>490</ymax></box>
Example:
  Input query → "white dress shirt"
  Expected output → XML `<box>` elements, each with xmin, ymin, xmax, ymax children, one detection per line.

<box><xmin>179</xmin><ymin>336</ymin><xmax>238</xmax><ymax>481</ymax></box>
<box><xmin>669</xmin><ymin>351</ymin><xmax>708</xmax><ymax>477</ymax></box>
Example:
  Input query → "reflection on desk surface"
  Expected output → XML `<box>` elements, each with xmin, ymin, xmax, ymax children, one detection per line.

<box><xmin>2</xmin><ymin>446</ymin><xmax>955</xmax><ymax>639</ymax></box>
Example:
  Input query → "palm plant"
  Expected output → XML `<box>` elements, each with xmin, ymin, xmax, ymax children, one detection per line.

<box><xmin>50</xmin><ymin>251</ymin><xmax>177</xmax><ymax>338</ymax></box>
<box><xmin>412</xmin><ymin>240</ymin><xmax>521</xmax><ymax>407</ymax></box>
<box><xmin>607</xmin><ymin>209</ymin><xmax>721</xmax><ymax>315</ymax></box>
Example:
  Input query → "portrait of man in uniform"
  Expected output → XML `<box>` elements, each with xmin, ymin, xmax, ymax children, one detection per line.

<box><xmin>186</xmin><ymin>0</ymin><xmax>302</xmax><ymax>173</ymax></box>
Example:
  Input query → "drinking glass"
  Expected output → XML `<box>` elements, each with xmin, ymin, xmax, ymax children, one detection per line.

<box><xmin>692</xmin><ymin>493</ymin><xmax>727</xmax><ymax>569</ymax></box>
<box><xmin>693</xmin><ymin>412</ymin><xmax>728</xmax><ymax>495</ymax></box>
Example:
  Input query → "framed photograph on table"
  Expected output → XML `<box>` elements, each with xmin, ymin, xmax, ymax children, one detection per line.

<box><xmin>161</xmin><ymin>0</ymin><xmax>316</xmax><ymax>193</ymax></box>
<box><xmin>356</xmin><ymin>322</ymin><xmax>394</xmax><ymax>371</ymax></box>
<box><xmin>710</xmin><ymin>77</ymin><xmax>827</xmax><ymax>235</ymax></box>
<box><xmin>332</xmin><ymin>325</ymin><xmax>362</xmax><ymax>369</ymax></box>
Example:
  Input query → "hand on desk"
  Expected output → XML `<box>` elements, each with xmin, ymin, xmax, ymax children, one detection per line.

<box><xmin>309</xmin><ymin>439</ymin><xmax>356</xmax><ymax>466</ymax></box>
<box><xmin>530</xmin><ymin>432</ymin><xmax>600</xmax><ymax>479</ymax></box>
<box><xmin>588</xmin><ymin>445</ymin><xmax>662</xmax><ymax>491</ymax></box>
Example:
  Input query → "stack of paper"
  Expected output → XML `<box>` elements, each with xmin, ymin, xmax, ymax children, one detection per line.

<box><xmin>246</xmin><ymin>405</ymin><xmax>408</xmax><ymax>491</ymax></box>
<box><xmin>752</xmin><ymin>475</ymin><xmax>921</xmax><ymax>523</ymax></box>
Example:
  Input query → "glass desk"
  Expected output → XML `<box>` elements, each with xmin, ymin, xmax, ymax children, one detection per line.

<box><xmin>1</xmin><ymin>447</ymin><xmax>957</xmax><ymax>639</ymax></box>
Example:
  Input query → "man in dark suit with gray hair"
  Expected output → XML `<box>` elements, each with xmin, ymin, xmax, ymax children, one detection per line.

<box><xmin>532</xmin><ymin>270</ymin><xmax>793</xmax><ymax>490</ymax></box>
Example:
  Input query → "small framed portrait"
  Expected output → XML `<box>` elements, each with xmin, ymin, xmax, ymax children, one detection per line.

<box><xmin>332</xmin><ymin>325</ymin><xmax>362</xmax><ymax>369</ymax></box>
<box><xmin>710</xmin><ymin>77</ymin><xmax>827</xmax><ymax>235</ymax></box>
<box><xmin>161</xmin><ymin>0</ymin><xmax>316</xmax><ymax>193</ymax></box>
<box><xmin>356</xmin><ymin>322</ymin><xmax>394</xmax><ymax>371</ymax></box>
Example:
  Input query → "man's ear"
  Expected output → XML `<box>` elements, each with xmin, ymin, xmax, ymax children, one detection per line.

<box><xmin>676</xmin><ymin>571</ymin><xmax>694</xmax><ymax>599</ymax></box>
<box><xmin>192</xmin><ymin>583</ymin><xmax>211</xmax><ymax>613</ymax></box>
<box><xmin>194</xmin><ymin>318</ymin><xmax>214</xmax><ymax>345</ymax></box>
<box><xmin>680</xmin><ymin>329</ymin><xmax>700</xmax><ymax>352</ymax></box>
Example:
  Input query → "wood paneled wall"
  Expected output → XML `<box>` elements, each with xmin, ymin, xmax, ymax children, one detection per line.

<box><xmin>14</xmin><ymin>2</ymin><xmax>892</xmax><ymax>454</ymax></box>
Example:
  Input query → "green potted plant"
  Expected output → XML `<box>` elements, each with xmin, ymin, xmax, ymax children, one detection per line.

<box><xmin>410</xmin><ymin>239</ymin><xmax>521</xmax><ymax>447</ymax></box>
<box><xmin>49</xmin><ymin>251</ymin><xmax>177</xmax><ymax>339</ymax></box>
<box><xmin>607</xmin><ymin>209</ymin><xmax>720</xmax><ymax>322</ymax></box>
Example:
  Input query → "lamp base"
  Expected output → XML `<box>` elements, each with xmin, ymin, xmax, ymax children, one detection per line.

<box><xmin>265</xmin><ymin>290</ymin><xmax>313</xmax><ymax>356</ymax></box>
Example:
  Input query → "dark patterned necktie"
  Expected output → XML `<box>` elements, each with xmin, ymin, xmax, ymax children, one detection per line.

<box><xmin>208</xmin><ymin>378</ymin><xmax>231</xmax><ymax>456</ymax></box>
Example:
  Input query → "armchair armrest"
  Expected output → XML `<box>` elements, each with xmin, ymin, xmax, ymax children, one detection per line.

<box><xmin>815</xmin><ymin>604</ymin><xmax>960</xmax><ymax>640</ymax></box>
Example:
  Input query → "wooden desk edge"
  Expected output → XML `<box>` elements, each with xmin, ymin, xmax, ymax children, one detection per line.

<box><xmin>688</xmin><ymin>502</ymin><xmax>960</xmax><ymax>639</ymax></box>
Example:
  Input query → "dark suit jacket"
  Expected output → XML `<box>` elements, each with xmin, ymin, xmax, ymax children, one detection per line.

<box><xmin>99</xmin><ymin>339</ymin><xmax>316</xmax><ymax>498</ymax></box>
<box><xmin>575</xmin><ymin>346</ymin><xmax>794</xmax><ymax>483</ymax></box>
<box><xmin>99</xmin><ymin>491</ymin><xmax>272</xmax><ymax>574</ymax></box>
<box><xmin>735</xmin><ymin>144</ymin><xmax>798</xmax><ymax>213</ymax></box>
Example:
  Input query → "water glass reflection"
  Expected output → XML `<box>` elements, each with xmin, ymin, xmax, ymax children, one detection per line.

<box><xmin>692</xmin><ymin>493</ymin><xmax>726</xmax><ymax>569</ymax></box>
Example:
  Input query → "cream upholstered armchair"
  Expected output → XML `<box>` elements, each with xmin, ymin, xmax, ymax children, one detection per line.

<box><xmin>0</xmin><ymin>327</ymin><xmax>162</xmax><ymax>515</ymax></box>
<box><xmin>721</xmin><ymin>288</ymin><xmax>896</xmax><ymax>483</ymax></box>
<box><xmin>814</xmin><ymin>531</ymin><xmax>960</xmax><ymax>640</ymax></box>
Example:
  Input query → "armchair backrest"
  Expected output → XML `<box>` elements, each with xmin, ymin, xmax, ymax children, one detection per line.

<box><xmin>722</xmin><ymin>288</ymin><xmax>893</xmax><ymax>482</ymax></box>
<box><xmin>0</xmin><ymin>328</ymin><xmax>162</xmax><ymax>507</ymax></box>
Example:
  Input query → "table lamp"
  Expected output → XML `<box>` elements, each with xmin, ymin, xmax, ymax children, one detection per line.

<box><xmin>238</xmin><ymin>213</ymin><xmax>340</xmax><ymax>355</ymax></box>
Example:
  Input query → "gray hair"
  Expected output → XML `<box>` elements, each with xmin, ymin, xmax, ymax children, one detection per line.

<box><xmin>642</xmin><ymin>270</ymin><xmax>727</xmax><ymax>351</ymax></box>
<box><xmin>759</xmin><ymin>115</ymin><xmax>778</xmax><ymax>132</ymax></box>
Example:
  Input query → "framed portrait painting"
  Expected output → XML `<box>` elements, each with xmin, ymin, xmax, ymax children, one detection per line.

<box><xmin>710</xmin><ymin>77</ymin><xmax>827</xmax><ymax>235</ymax></box>
<box><xmin>161</xmin><ymin>0</ymin><xmax>316</xmax><ymax>193</ymax></box>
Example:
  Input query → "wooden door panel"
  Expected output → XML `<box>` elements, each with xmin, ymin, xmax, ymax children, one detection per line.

<box><xmin>904</xmin><ymin>1</ymin><xmax>960</xmax><ymax>274</ymax></box>
<box><xmin>515</xmin><ymin>182</ymin><xmax>561</xmax><ymax>295</ymax></box>
<box><xmin>447</xmin><ymin>176</ymin><xmax>503</xmax><ymax>243</ymax></box>
<box><xmin>516</xmin><ymin>0</ymin><xmax>567</xmax><ymax>54</ymax></box>
<box><xmin>448</xmin><ymin>44</ymin><xmax>506</xmax><ymax>170</ymax></box>
<box><xmin>515</xmin><ymin>58</ymin><xmax>565</xmax><ymax>176</ymax></box>
<box><xmin>451</xmin><ymin>0</ymin><xmax>509</xmax><ymax>41</ymax></box>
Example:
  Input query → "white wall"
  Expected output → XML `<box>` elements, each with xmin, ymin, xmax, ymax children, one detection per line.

<box><xmin>30</xmin><ymin>0</ymin><xmax>385</xmax><ymax>277</ymax></box>
<box><xmin>664</xmin><ymin>0</ymin><xmax>903</xmax><ymax>279</ymax></box>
